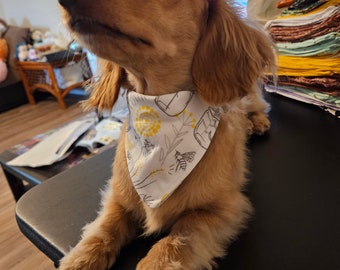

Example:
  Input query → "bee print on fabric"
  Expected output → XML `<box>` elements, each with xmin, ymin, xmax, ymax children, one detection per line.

<box><xmin>159</xmin><ymin>109</ymin><xmax>197</xmax><ymax>166</ymax></box>
<box><xmin>175</xmin><ymin>150</ymin><xmax>196</xmax><ymax>172</ymax></box>
<box><xmin>143</xmin><ymin>139</ymin><xmax>155</xmax><ymax>155</ymax></box>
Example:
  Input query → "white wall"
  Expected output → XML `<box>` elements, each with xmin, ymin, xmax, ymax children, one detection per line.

<box><xmin>0</xmin><ymin>1</ymin><xmax>5</xmax><ymax>19</ymax></box>
<box><xmin>0</xmin><ymin>0</ymin><xmax>71</xmax><ymax>43</ymax></box>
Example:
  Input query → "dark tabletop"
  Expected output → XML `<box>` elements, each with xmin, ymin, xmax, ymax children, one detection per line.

<box><xmin>15</xmin><ymin>93</ymin><xmax>340</xmax><ymax>270</ymax></box>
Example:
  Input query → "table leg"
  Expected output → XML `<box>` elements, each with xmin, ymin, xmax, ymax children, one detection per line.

<box><xmin>3</xmin><ymin>169</ymin><xmax>27</xmax><ymax>201</ymax></box>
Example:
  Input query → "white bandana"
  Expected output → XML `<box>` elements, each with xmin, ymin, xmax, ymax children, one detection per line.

<box><xmin>125</xmin><ymin>91</ymin><xmax>222</xmax><ymax>208</ymax></box>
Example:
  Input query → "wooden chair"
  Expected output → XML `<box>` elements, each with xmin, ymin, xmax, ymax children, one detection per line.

<box><xmin>16</xmin><ymin>52</ymin><xmax>92</xmax><ymax>109</ymax></box>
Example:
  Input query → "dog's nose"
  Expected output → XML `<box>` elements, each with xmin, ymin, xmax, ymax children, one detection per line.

<box><xmin>58</xmin><ymin>0</ymin><xmax>75</xmax><ymax>8</ymax></box>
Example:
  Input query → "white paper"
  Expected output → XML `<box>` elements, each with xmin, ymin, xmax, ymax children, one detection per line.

<box><xmin>75</xmin><ymin>118</ymin><xmax>122</xmax><ymax>152</ymax></box>
<box><xmin>8</xmin><ymin>117</ymin><xmax>96</xmax><ymax>167</ymax></box>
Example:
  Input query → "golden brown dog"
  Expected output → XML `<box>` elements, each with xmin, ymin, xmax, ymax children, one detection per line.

<box><xmin>58</xmin><ymin>0</ymin><xmax>274</xmax><ymax>269</ymax></box>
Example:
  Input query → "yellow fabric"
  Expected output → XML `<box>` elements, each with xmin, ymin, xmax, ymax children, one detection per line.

<box><xmin>277</xmin><ymin>54</ymin><xmax>340</xmax><ymax>76</ymax></box>
<box><xmin>278</xmin><ymin>0</ymin><xmax>340</xmax><ymax>19</ymax></box>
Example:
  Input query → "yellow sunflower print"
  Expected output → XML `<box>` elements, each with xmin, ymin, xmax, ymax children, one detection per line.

<box><xmin>135</xmin><ymin>106</ymin><xmax>161</xmax><ymax>137</ymax></box>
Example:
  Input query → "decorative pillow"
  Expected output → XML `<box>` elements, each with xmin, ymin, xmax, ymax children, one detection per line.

<box><xmin>3</xmin><ymin>25</ymin><xmax>30</xmax><ymax>69</ymax></box>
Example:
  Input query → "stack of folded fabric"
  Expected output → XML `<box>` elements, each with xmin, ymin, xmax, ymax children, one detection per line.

<box><xmin>264</xmin><ymin>0</ymin><xmax>340</xmax><ymax>116</ymax></box>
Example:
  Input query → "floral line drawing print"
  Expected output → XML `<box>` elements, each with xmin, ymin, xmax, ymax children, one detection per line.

<box><xmin>129</xmin><ymin>159</ymin><xmax>144</xmax><ymax>179</ymax></box>
<box><xmin>139</xmin><ymin>193</ymin><xmax>154</xmax><ymax>205</ymax></box>
<box><xmin>133</xmin><ymin>169</ymin><xmax>164</xmax><ymax>189</ymax></box>
<box><xmin>159</xmin><ymin>109</ymin><xmax>197</xmax><ymax>165</ymax></box>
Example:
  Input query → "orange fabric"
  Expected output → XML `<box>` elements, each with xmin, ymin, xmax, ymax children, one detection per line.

<box><xmin>0</xmin><ymin>38</ymin><xmax>8</xmax><ymax>61</ymax></box>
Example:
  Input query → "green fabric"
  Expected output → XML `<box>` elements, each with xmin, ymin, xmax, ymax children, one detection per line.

<box><xmin>281</xmin><ymin>85</ymin><xmax>340</xmax><ymax>107</ymax></box>
<box><xmin>276</xmin><ymin>32</ymin><xmax>340</xmax><ymax>56</ymax></box>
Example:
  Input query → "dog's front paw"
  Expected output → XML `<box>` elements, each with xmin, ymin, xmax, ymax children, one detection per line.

<box><xmin>247</xmin><ymin>112</ymin><xmax>270</xmax><ymax>135</ymax></box>
<box><xmin>136</xmin><ymin>236</ymin><xmax>190</xmax><ymax>270</ymax></box>
<box><xmin>59</xmin><ymin>236</ymin><xmax>115</xmax><ymax>270</ymax></box>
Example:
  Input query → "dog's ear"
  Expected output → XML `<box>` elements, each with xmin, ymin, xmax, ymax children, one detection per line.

<box><xmin>192</xmin><ymin>0</ymin><xmax>274</xmax><ymax>106</ymax></box>
<box><xmin>83</xmin><ymin>59</ymin><xmax>126</xmax><ymax>112</ymax></box>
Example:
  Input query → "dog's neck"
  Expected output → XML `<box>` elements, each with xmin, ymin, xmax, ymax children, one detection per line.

<box><xmin>124</xmin><ymin>64</ymin><xmax>195</xmax><ymax>96</ymax></box>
